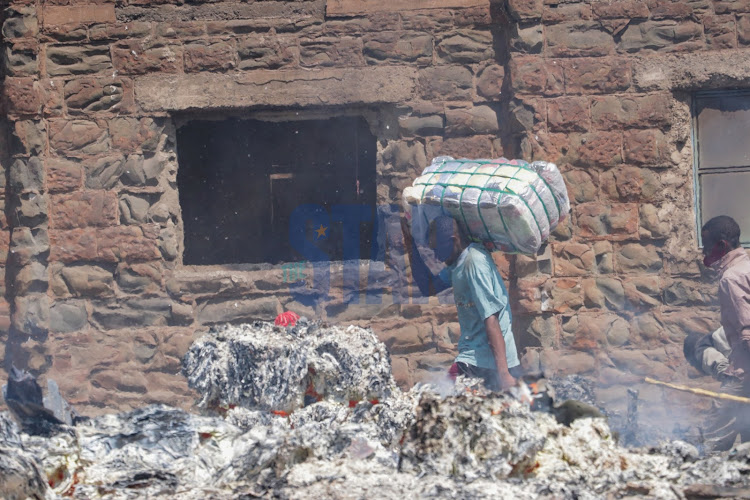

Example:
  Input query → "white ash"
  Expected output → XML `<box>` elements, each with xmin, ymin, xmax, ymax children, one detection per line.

<box><xmin>183</xmin><ymin>320</ymin><xmax>398</xmax><ymax>412</ymax></box>
<box><xmin>4</xmin><ymin>321</ymin><xmax>750</xmax><ymax>499</ymax></box>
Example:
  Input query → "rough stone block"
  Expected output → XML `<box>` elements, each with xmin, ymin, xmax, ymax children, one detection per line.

<box><xmin>300</xmin><ymin>36</ymin><xmax>364</xmax><ymax>67</ymax></box>
<box><xmin>650</xmin><ymin>3</ymin><xmax>696</xmax><ymax>19</ymax></box>
<box><xmin>9</xmin><ymin>157</ymin><xmax>43</xmax><ymax>193</ymax></box>
<box><xmin>11</xmin><ymin>120</ymin><xmax>46</xmax><ymax>156</ymax></box>
<box><xmin>112</xmin><ymin>40</ymin><xmax>182</xmax><ymax>75</ymax></box>
<box><xmin>90</xmin><ymin>21</ymin><xmax>152</xmax><ymax>41</ymax></box>
<box><xmin>548</xmin><ymin>97</ymin><xmax>589</xmax><ymax>132</ymax></box>
<box><xmin>664</xmin><ymin>279</ymin><xmax>717</xmax><ymax>307</ymax></box>
<box><xmin>85</xmin><ymin>155</ymin><xmax>125</xmax><ymax>190</ymax></box>
<box><xmin>9</xmin><ymin>227</ymin><xmax>48</xmax><ymax>269</ymax></box>
<box><xmin>3</xmin><ymin>40</ymin><xmax>38</xmax><ymax>77</ymax></box>
<box><xmin>445</xmin><ymin>105</ymin><xmax>499</xmax><ymax>136</ymax></box>
<box><xmin>196</xmin><ymin>297</ymin><xmax>283</xmax><ymax>324</ymax></box>
<box><xmin>98</xmin><ymin>225</ymin><xmax>161</xmax><ymax>262</ymax></box>
<box><xmin>715</xmin><ymin>1</ymin><xmax>750</xmax><ymax>14</ymax></box>
<box><xmin>601</xmin><ymin>166</ymin><xmax>660</xmax><ymax>202</ymax></box>
<box><xmin>618</xmin><ymin>20</ymin><xmax>703</xmax><ymax>52</ymax></box>
<box><xmin>156</xmin><ymin>21</ymin><xmax>206</xmax><ymax>39</ymax></box>
<box><xmin>543</xmin><ymin>4</ymin><xmax>593</xmax><ymax>23</ymax></box>
<box><xmin>546</xmin><ymin>22</ymin><xmax>615</xmax><ymax>57</ymax></box>
<box><xmin>109</xmin><ymin>117</ymin><xmax>164</xmax><ymax>153</ymax></box>
<box><xmin>563</xmin><ymin>58</ymin><xmax>631</xmax><ymax>94</ymax></box>
<box><xmin>49</xmin><ymin>119</ymin><xmax>109</xmax><ymax>156</ymax></box>
<box><xmin>61</xmin><ymin>264</ymin><xmax>115</xmax><ymax>297</ymax></box>
<box><xmin>623</xmin><ymin>129</ymin><xmax>671</xmax><ymax>166</ymax></box>
<box><xmin>398</xmin><ymin>115</ymin><xmax>444</xmax><ymax>137</ymax></box>
<box><xmin>363</xmin><ymin>32</ymin><xmax>433</xmax><ymax>64</ymax></box>
<box><xmin>553</xmin><ymin>242</ymin><xmax>596</xmax><ymax>277</ymax></box>
<box><xmin>326</xmin><ymin>0</ymin><xmax>487</xmax><ymax>16</ymax></box>
<box><xmin>544</xmin><ymin>278</ymin><xmax>583</xmax><ymax>313</ymax></box>
<box><xmin>507</xmin><ymin>0</ymin><xmax>543</xmax><ymax>20</ymax></box>
<box><xmin>593</xmin><ymin>240</ymin><xmax>614</xmax><ymax>274</ymax></box>
<box><xmin>2</xmin><ymin>7</ymin><xmax>38</xmax><ymax>40</ymax></box>
<box><xmin>739</xmin><ymin>15</ymin><xmax>750</xmax><ymax>45</ymax></box>
<box><xmin>184</xmin><ymin>40</ymin><xmax>236</xmax><ymax>73</ymax></box>
<box><xmin>46</xmin><ymin>45</ymin><xmax>111</xmax><ymax>76</ymax></box>
<box><xmin>437</xmin><ymin>30</ymin><xmax>493</xmax><ymax>63</ymax></box>
<box><xmin>616</xmin><ymin>243</ymin><xmax>662</xmax><ymax>274</ymax></box>
<box><xmin>582</xmin><ymin>277</ymin><xmax>625</xmax><ymax>310</ymax></box>
<box><xmin>237</xmin><ymin>35</ymin><xmax>296</xmax><ymax>70</ymax></box>
<box><xmin>562</xmin><ymin>312</ymin><xmax>629</xmax><ymax>349</ymax></box>
<box><xmin>591</xmin><ymin>94</ymin><xmax>671</xmax><ymax>130</ymax></box>
<box><xmin>11</xmin><ymin>192</ymin><xmax>47</xmax><ymax>228</ymax></box>
<box><xmin>704</xmin><ymin>15</ymin><xmax>737</xmax><ymax>49</ymax></box>
<box><xmin>13</xmin><ymin>293</ymin><xmax>49</xmax><ymax>337</ymax></box>
<box><xmin>508</xmin><ymin>56</ymin><xmax>564</xmax><ymax>95</ymax></box>
<box><xmin>42</xmin><ymin>78</ymin><xmax>64</xmax><ymax>117</ymax></box>
<box><xmin>42</xmin><ymin>5</ymin><xmax>115</xmax><ymax>26</ymax></box>
<box><xmin>562</xmin><ymin>169</ymin><xmax>597</xmax><ymax>204</ymax></box>
<box><xmin>576</xmin><ymin>203</ymin><xmax>638</xmax><ymax>240</ymax></box>
<box><xmin>64</xmin><ymin>78</ymin><xmax>133</xmax><ymax>114</ymax></box>
<box><xmin>639</xmin><ymin>203</ymin><xmax>670</xmax><ymax>239</ymax></box>
<box><xmin>476</xmin><ymin>64</ymin><xmax>504</xmax><ymax>100</ymax></box>
<box><xmin>623</xmin><ymin>276</ymin><xmax>662</xmax><ymax>308</ymax></box>
<box><xmin>510</xmin><ymin>22</ymin><xmax>543</xmax><ymax>53</ymax></box>
<box><xmin>418</xmin><ymin>66</ymin><xmax>473</xmax><ymax>101</ymax></box>
<box><xmin>591</xmin><ymin>1</ymin><xmax>650</xmax><ymax>19</ymax></box>
<box><xmin>425</xmin><ymin>135</ymin><xmax>496</xmax><ymax>159</ymax></box>
<box><xmin>92</xmin><ymin>297</ymin><xmax>171</xmax><ymax>329</ymax></box>
<box><xmin>116</xmin><ymin>262</ymin><xmax>162</xmax><ymax>294</ymax></box>
<box><xmin>12</xmin><ymin>261</ymin><xmax>48</xmax><ymax>295</ymax></box>
<box><xmin>3</xmin><ymin>77</ymin><xmax>42</xmax><ymax>116</ymax></box>
<box><xmin>49</xmin><ymin>191</ymin><xmax>118</xmax><ymax>229</ymax></box>
<box><xmin>572</xmin><ymin>131</ymin><xmax>623</xmax><ymax>168</ymax></box>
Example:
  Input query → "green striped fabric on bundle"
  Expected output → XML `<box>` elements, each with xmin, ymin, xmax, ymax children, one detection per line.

<box><xmin>403</xmin><ymin>157</ymin><xmax>570</xmax><ymax>255</ymax></box>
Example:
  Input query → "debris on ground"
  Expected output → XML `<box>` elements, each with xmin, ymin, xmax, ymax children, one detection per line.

<box><xmin>2</xmin><ymin>321</ymin><xmax>750</xmax><ymax>499</ymax></box>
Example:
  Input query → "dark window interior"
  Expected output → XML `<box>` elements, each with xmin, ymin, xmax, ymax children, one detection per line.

<box><xmin>177</xmin><ymin>116</ymin><xmax>377</xmax><ymax>265</ymax></box>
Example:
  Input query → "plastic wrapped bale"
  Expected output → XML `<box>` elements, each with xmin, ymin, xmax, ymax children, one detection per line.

<box><xmin>403</xmin><ymin>157</ymin><xmax>570</xmax><ymax>255</ymax></box>
<box><xmin>183</xmin><ymin>321</ymin><xmax>399</xmax><ymax>413</ymax></box>
<box><xmin>0</xmin><ymin>413</ymin><xmax>49</xmax><ymax>500</ymax></box>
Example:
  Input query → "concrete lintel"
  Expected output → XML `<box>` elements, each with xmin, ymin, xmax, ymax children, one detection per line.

<box><xmin>633</xmin><ymin>50</ymin><xmax>750</xmax><ymax>92</ymax></box>
<box><xmin>326</xmin><ymin>0</ymin><xmax>488</xmax><ymax>17</ymax></box>
<box><xmin>135</xmin><ymin>67</ymin><xmax>417</xmax><ymax>112</ymax></box>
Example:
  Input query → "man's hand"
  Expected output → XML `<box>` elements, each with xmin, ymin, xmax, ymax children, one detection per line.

<box><xmin>484</xmin><ymin>314</ymin><xmax>516</xmax><ymax>390</ymax></box>
<box><xmin>498</xmin><ymin>372</ymin><xmax>517</xmax><ymax>391</ymax></box>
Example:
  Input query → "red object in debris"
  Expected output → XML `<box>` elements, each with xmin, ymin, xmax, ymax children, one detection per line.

<box><xmin>348</xmin><ymin>400</ymin><xmax>357</xmax><ymax>408</ymax></box>
<box><xmin>271</xmin><ymin>410</ymin><xmax>290</xmax><ymax>417</ymax></box>
<box><xmin>448</xmin><ymin>362</ymin><xmax>460</xmax><ymax>381</ymax></box>
<box><xmin>275</xmin><ymin>311</ymin><xmax>300</xmax><ymax>327</ymax></box>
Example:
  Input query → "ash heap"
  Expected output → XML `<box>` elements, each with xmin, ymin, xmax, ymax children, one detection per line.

<box><xmin>3</xmin><ymin>320</ymin><xmax>750</xmax><ymax>499</ymax></box>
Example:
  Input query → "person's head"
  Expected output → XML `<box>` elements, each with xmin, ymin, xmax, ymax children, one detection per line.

<box><xmin>429</xmin><ymin>215</ymin><xmax>468</xmax><ymax>265</ymax></box>
<box><xmin>683</xmin><ymin>332</ymin><xmax>703</xmax><ymax>372</ymax></box>
<box><xmin>701</xmin><ymin>216</ymin><xmax>741</xmax><ymax>267</ymax></box>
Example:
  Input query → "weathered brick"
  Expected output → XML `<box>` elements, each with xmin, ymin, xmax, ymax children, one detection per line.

<box><xmin>42</xmin><ymin>5</ymin><xmax>115</xmax><ymax>26</ymax></box>
<box><xmin>575</xmin><ymin>203</ymin><xmax>638</xmax><ymax>240</ymax></box>
<box><xmin>437</xmin><ymin>30</ymin><xmax>493</xmax><ymax>63</ymax></box>
<box><xmin>237</xmin><ymin>35</ymin><xmax>296</xmax><ymax>70</ymax></box>
<box><xmin>623</xmin><ymin>129</ymin><xmax>671</xmax><ymax>166</ymax></box>
<box><xmin>509</xmin><ymin>56</ymin><xmax>564</xmax><ymax>95</ymax></box>
<box><xmin>616</xmin><ymin>243</ymin><xmax>663</xmax><ymax>274</ymax></box>
<box><xmin>112</xmin><ymin>40</ymin><xmax>182</xmax><ymax>75</ymax></box>
<box><xmin>184</xmin><ymin>40</ymin><xmax>236</xmax><ymax>73</ymax></box>
<box><xmin>591</xmin><ymin>94</ymin><xmax>671</xmax><ymax>130</ymax></box>
<box><xmin>563</xmin><ymin>169</ymin><xmax>597</xmax><ymax>203</ymax></box>
<box><xmin>649</xmin><ymin>2</ymin><xmax>696</xmax><ymax>19</ymax></box>
<box><xmin>618</xmin><ymin>20</ymin><xmax>704</xmax><ymax>53</ymax></box>
<box><xmin>601</xmin><ymin>166</ymin><xmax>660</xmax><ymax>202</ymax></box>
<box><xmin>47</xmin><ymin>158</ymin><xmax>83</xmax><ymax>193</ymax></box>
<box><xmin>591</xmin><ymin>1</ymin><xmax>650</xmax><ymax>19</ymax></box>
<box><xmin>46</xmin><ymin>45</ymin><xmax>111</xmax><ymax>76</ymax></box>
<box><xmin>546</xmin><ymin>22</ymin><xmax>615</xmax><ymax>57</ymax></box>
<box><xmin>49</xmin><ymin>228</ymin><xmax>98</xmax><ymax>262</ymax></box>
<box><xmin>49</xmin><ymin>191</ymin><xmax>118</xmax><ymax>229</ymax></box>
<box><xmin>553</xmin><ymin>241</ymin><xmax>596</xmax><ymax>276</ymax></box>
<box><xmin>49</xmin><ymin>225</ymin><xmax>160</xmax><ymax>263</ymax></box>
<box><xmin>300</xmin><ymin>36</ymin><xmax>364</xmax><ymax>67</ymax></box>
<box><xmin>3</xmin><ymin>77</ymin><xmax>43</xmax><ymax>116</ymax></box>
<box><xmin>64</xmin><ymin>77</ymin><xmax>134</xmax><ymax>114</ymax></box>
<box><xmin>418</xmin><ymin>66</ymin><xmax>472</xmax><ymax>101</ymax></box>
<box><xmin>363</xmin><ymin>32</ymin><xmax>433</xmax><ymax>65</ymax></box>
<box><xmin>445</xmin><ymin>105</ymin><xmax>499</xmax><ymax>136</ymax></box>
<box><xmin>704</xmin><ymin>15</ymin><xmax>736</xmax><ymax>49</ymax></box>
<box><xmin>49</xmin><ymin>119</ymin><xmax>109</xmax><ymax>156</ymax></box>
<box><xmin>564</xmin><ymin>58</ymin><xmax>631</xmax><ymax>94</ymax></box>
<box><xmin>476</xmin><ymin>64</ymin><xmax>504</xmax><ymax>100</ymax></box>
<box><xmin>548</xmin><ymin>97</ymin><xmax>589</xmax><ymax>132</ymax></box>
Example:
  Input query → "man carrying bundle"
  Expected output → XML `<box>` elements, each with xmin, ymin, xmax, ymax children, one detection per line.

<box><xmin>410</xmin><ymin>214</ymin><xmax>522</xmax><ymax>391</ymax></box>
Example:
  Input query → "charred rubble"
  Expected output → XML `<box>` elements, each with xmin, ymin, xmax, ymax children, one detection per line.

<box><xmin>2</xmin><ymin>320</ymin><xmax>750</xmax><ymax>499</ymax></box>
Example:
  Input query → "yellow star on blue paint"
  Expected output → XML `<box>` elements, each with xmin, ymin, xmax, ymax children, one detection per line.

<box><xmin>315</xmin><ymin>224</ymin><xmax>328</xmax><ymax>239</ymax></box>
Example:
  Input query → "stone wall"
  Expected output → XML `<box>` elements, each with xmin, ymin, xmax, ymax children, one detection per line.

<box><xmin>0</xmin><ymin>0</ymin><xmax>748</xmax><ymax>418</ymax></box>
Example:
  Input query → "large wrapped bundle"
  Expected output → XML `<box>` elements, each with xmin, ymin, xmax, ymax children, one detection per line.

<box><xmin>403</xmin><ymin>157</ymin><xmax>570</xmax><ymax>255</ymax></box>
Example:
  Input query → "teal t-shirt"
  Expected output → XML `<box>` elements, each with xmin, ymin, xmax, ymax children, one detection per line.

<box><xmin>440</xmin><ymin>243</ymin><xmax>520</xmax><ymax>372</ymax></box>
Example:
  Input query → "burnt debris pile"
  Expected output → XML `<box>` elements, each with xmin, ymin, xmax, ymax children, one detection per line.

<box><xmin>3</xmin><ymin>321</ymin><xmax>750</xmax><ymax>499</ymax></box>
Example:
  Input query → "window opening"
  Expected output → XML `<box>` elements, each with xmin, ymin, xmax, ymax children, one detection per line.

<box><xmin>693</xmin><ymin>90</ymin><xmax>750</xmax><ymax>246</ymax></box>
<box><xmin>177</xmin><ymin>116</ymin><xmax>377</xmax><ymax>265</ymax></box>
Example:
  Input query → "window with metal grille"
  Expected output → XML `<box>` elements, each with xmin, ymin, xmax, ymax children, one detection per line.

<box><xmin>693</xmin><ymin>91</ymin><xmax>750</xmax><ymax>246</ymax></box>
<box><xmin>176</xmin><ymin>116</ymin><xmax>377</xmax><ymax>265</ymax></box>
